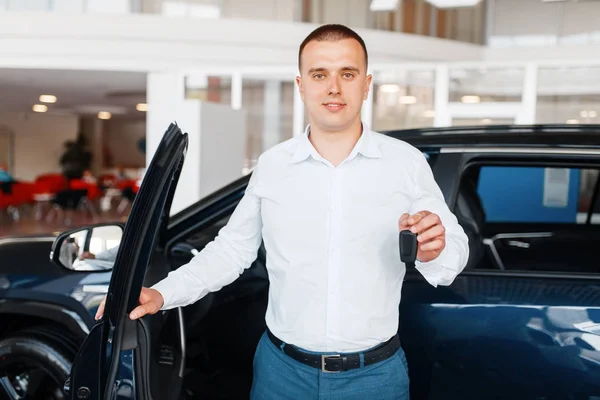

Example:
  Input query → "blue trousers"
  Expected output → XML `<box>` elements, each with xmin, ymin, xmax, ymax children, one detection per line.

<box><xmin>250</xmin><ymin>331</ymin><xmax>410</xmax><ymax>400</ymax></box>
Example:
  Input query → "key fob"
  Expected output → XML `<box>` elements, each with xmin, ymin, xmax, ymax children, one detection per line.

<box><xmin>399</xmin><ymin>230</ymin><xmax>418</xmax><ymax>265</ymax></box>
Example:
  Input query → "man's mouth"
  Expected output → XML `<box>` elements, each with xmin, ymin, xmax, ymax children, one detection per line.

<box><xmin>323</xmin><ymin>102</ymin><xmax>346</xmax><ymax>111</ymax></box>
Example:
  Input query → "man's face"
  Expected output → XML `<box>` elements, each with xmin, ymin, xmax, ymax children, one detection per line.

<box><xmin>296</xmin><ymin>38</ymin><xmax>372</xmax><ymax>134</ymax></box>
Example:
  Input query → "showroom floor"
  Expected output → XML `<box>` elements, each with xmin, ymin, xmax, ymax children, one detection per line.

<box><xmin>0</xmin><ymin>205</ymin><xmax>127</xmax><ymax>237</ymax></box>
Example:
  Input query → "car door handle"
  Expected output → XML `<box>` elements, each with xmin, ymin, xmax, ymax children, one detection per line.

<box><xmin>170</xmin><ymin>243</ymin><xmax>199</xmax><ymax>257</ymax></box>
<box><xmin>507</xmin><ymin>240</ymin><xmax>530</xmax><ymax>249</ymax></box>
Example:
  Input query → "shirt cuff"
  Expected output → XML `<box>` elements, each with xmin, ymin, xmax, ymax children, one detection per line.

<box><xmin>414</xmin><ymin>245</ymin><xmax>462</xmax><ymax>287</ymax></box>
<box><xmin>150</xmin><ymin>275</ymin><xmax>181</xmax><ymax>310</ymax></box>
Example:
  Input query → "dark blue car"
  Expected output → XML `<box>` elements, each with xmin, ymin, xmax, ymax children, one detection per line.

<box><xmin>1</xmin><ymin>123</ymin><xmax>599</xmax><ymax>399</ymax></box>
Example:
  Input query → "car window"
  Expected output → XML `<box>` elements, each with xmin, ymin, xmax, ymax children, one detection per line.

<box><xmin>423</xmin><ymin>151</ymin><xmax>438</xmax><ymax>168</ymax></box>
<box><xmin>455</xmin><ymin>164</ymin><xmax>600</xmax><ymax>274</ymax></box>
<box><xmin>477</xmin><ymin>166</ymin><xmax>599</xmax><ymax>225</ymax></box>
<box><xmin>186</xmin><ymin>214</ymin><xmax>231</xmax><ymax>251</ymax></box>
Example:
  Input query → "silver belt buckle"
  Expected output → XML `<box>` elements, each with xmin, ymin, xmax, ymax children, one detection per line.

<box><xmin>321</xmin><ymin>355</ymin><xmax>341</xmax><ymax>373</ymax></box>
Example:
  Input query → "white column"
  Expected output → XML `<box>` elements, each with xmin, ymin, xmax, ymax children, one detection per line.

<box><xmin>146</xmin><ymin>71</ymin><xmax>200</xmax><ymax>215</ymax></box>
<box><xmin>484</xmin><ymin>0</ymin><xmax>496</xmax><ymax>45</ymax></box>
<box><xmin>293</xmin><ymin>77</ymin><xmax>305</xmax><ymax>137</ymax></box>
<box><xmin>516</xmin><ymin>63</ymin><xmax>538</xmax><ymax>125</ymax></box>
<box><xmin>146</xmin><ymin>71</ymin><xmax>186</xmax><ymax>166</ymax></box>
<box><xmin>415</xmin><ymin>0</ymin><xmax>424</xmax><ymax>35</ymax></box>
<box><xmin>263</xmin><ymin>80</ymin><xmax>282</xmax><ymax>151</ymax></box>
<box><xmin>146</xmin><ymin>71</ymin><xmax>246</xmax><ymax>214</ymax></box>
<box><xmin>231</xmin><ymin>72</ymin><xmax>242</xmax><ymax>110</ymax></box>
<box><xmin>433</xmin><ymin>65</ymin><xmax>451</xmax><ymax>127</ymax></box>
<box><xmin>394</xmin><ymin>0</ymin><xmax>403</xmax><ymax>32</ymax></box>
<box><xmin>362</xmin><ymin>76</ymin><xmax>374</xmax><ymax>128</ymax></box>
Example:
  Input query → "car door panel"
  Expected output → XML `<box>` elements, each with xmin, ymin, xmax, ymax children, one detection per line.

<box><xmin>399</xmin><ymin>152</ymin><xmax>600</xmax><ymax>399</ymax></box>
<box><xmin>401</xmin><ymin>272</ymin><xmax>600</xmax><ymax>400</ymax></box>
<box><xmin>65</xmin><ymin>123</ymin><xmax>188</xmax><ymax>400</ymax></box>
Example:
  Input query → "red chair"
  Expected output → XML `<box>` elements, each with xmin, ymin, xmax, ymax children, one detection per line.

<box><xmin>69</xmin><ymin>179</ymin><xmax>102</xmax><ymax>200</ymax></box>
<box><xmin>33</xmin><ymin>174</ymin><xmax>68</xmax><ymax>195</ymax></box>
<box><xmin>30</xmin><ymin>174</ymin><xmax>68</xmax><ymax>220</ymax></box>
<box><xmin>0</xmin><ymin>181</ymin><xmax>34</xmax><ymax>221</ymax></box>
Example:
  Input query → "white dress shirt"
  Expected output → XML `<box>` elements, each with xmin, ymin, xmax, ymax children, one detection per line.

<box><xmin>152</xmin><ymin>124</ymin><xmax>469</xmax><ymax>353</ymax></box>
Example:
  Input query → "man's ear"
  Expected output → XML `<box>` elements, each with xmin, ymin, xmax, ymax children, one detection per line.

<box><xmin>364</xmin><ymin>74</ymin><xmax>373</xmax><ymax>100</ymax></box>
<box><xmin>296</xmin><ymin>75</ymin><xmax>304</xmax><ymax>101</ymax></box>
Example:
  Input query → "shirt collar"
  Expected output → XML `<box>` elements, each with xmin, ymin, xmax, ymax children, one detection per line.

<box><xmin>290</xmin><ymin>122</ymin><xmax>382</xmax><ymax>164</ymax></box>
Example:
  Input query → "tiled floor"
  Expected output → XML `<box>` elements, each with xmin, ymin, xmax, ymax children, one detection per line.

<box><xmin>0</xmin><ymin>204</ymin><xmax>128</xmax><ymax>238</ymax></box>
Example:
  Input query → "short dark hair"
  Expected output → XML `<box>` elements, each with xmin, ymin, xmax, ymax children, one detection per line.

<box><xmin>298</xmin><ymin>24</ymin><xmax>368</xmax><ymax>71</ymax></box>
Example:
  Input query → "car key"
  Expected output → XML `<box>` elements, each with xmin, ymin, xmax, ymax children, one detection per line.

<box><xmin>399</xmin><ymin>230</ymin><xmax>418</xmax><ymax>268</ymax></box>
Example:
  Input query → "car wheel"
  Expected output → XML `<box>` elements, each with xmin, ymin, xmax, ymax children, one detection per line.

<box><xmin>0</xmin><ymin>328</ymin><xmax>74</xmax><ymax>400</ymax></box>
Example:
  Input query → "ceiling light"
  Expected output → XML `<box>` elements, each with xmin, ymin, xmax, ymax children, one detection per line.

<box><xmin>589</xmin><ymin>111</ymin><xmax>597</xmax><ymax>118</ymax></box>
<box><xmin>461</xmin><ymin>95</ymin><xmax>481</xmax><ymax>104</ymax></box>
<box><xmin>370</xmin><ymin>0</ymin><xmax>398</xmax><ymax>11</ymax></box>
<box><xmin>32</xmin><ymin>104</ymin><xmax>48</xmax><ymax>113</ymax></box>
<box><xmin>399</xmin><ymin>95</ymin><xmax>417</xmax><ymax>105</ymax></box>
<box><xmin>425</xmin><ymin>0</ymin><xmax>481</xmax><ymax>8</ymax></box>
<box><xmin>422</xmin><ymin>110</ymin><xmax>435</xmax><ymax>118</ymax></box>
<box><xmin>98</xmin><ymin>111</ymin><xmax>112</xmax><ymax>120</ymax></box>
<box><xmin>379</xmin><ymin>84</ymin><xmax>400</xmax><ymax>93</ymax></box>
<box><xmin>566</xmin><ymin>119</ymin><xmax>579</xmax><ymax>124</ymax></box>
<box><xmin>581</xmin><ymin>110</ymin><xmax>589</xmax><ymax>118</ymax></box>
<box><xmin>39</xmin><ymin>95</ymin><xmax>57</xmax><ymax>103</ymax></box>
<box><xmin>136</xmin><ymin>103</ymin><xmax>148</xmax><ymax>112</ymax></box>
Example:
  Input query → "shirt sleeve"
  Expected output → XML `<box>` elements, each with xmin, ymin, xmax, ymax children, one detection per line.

<box><xmin>409</xmin><ymin>152</ymin><xmax>469</xmax><ymax>287</ymax></box>
<box><xmin>95</xmin><ymin>245</ymin><xmax>119</xmax><ymax>261</ymax></box>
<box><xmin>151</xmin><ymin>160</ymin><xmax>264</xmax><ymax>309</ymax></box>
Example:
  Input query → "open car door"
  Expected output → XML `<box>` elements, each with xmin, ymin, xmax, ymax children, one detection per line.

<box><xmin>62</xmin><ymin>123</ymin><xmax>188</xmax><ymax>400</ymax></box>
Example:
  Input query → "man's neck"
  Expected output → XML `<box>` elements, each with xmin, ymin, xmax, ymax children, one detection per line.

<box><xmin>308</xmin><ymin>120</ymin><xmax>363</xmax><ymax>167</ymax></box>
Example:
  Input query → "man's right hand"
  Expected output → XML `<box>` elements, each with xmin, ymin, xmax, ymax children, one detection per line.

<box><xmin>94</xmin><ymin>287</ymin><xmax>165</xmax><ymax>321</ymax></box>
<box><xmin>79</xmin><ymin>251</ymin><xmax>96</xmax><ymax>260</ymax></box>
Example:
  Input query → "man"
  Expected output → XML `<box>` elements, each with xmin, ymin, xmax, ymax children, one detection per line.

<box><xmin>96</xmin><ymin>24</ymin><xmax>469</xmax><ymax>399</ymax></box>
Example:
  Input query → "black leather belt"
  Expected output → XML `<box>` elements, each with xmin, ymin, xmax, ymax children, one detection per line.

<box><xmin>266</xmin><ymin>328</ymin><xmax>400</xmax><ymax>373</ymax></box>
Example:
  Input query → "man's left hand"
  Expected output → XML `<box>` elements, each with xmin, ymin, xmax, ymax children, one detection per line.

<box><xmin>398</xmin><ymin>211</ymin><xmax>445</xmax><ymax>263</ymax></box>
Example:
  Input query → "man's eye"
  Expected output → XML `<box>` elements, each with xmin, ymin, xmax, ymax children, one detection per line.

<box><xmin>343</xmin><ymin>73</ymin><xmax>354</xmax><ymax>79</ymax></box>
<box><xmin>313</xmin><ymin>74</ymin><xmax>325</xmax><ymax>79</ymax></box>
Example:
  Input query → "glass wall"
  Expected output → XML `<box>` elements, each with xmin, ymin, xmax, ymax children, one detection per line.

<box><xmin>371</xmin><ymin>69</ymin><xmax>435</xmax><ymax>131</ymax></box>
<box><xmin>368</xmin><ymin>0</ymin><xmax>485</xmax><ymax>45</ymax></box>
<box><xmin>536</xmin><ymin>66</ymin><xmax>600</xmax><ymax>125</ymax></box>
<box><xmin>185</xmin><ymin>74</ymin><xmax>232</xmax><ymax>105</ymax></box>
<box><xmin>448</xmin><ymin>66</ymin><xmax>524</xmax><ymax>104</ymax></box>
<box><xmin>489</xmin><ymin>0</ymin><xmax>600</xmax><ymax>47</ymax></box>
<box><xmin>0</xmin><ymin>0</ymin><xmax>223</xmax><ymax>16</ymax></box>
<box><xmin>175</xmin><ymin>60</ymin><xmax>600</xmax><ymax>170</ymax></box>
<box><xmin>240</xmin><ymin>78</ymin><xmax>294</xmax><ymax>169</ymax></box>
<box><xmin>185</xmin><ymin>74</ymin><xmax>294</xmax><ymax>170</ymax></box>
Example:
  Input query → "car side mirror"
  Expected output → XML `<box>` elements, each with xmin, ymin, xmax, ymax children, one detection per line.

<box><xmin>50</xmin><ymin>224</ymin><xmax>124</xmax><ymax>271</ymax></box>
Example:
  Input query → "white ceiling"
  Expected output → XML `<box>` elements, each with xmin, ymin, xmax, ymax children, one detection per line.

<box><xmin>0</xmin><ymin>68</ymin><xmax>147</xmax><ymax>118</ymax></box>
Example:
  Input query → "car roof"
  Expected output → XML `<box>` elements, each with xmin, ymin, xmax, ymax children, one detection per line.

<box><xmin>383</xmin><ymin>124</ymin><xmax>600</xmax><ymax>150</ymax></box>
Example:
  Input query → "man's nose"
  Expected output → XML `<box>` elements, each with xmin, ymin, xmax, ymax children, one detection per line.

<box><xmin>328</xmin><ymin>76</ymin><xmax>341</xmax><ymax>95</ymax></box>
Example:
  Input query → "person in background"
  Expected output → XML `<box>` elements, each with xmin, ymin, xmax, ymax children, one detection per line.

<box><xmin>82</xmin><ymin>169</ymin><xmax>97</xmax><ymax>185</ymax></box>
<box><xmin>115</xmin><ymin>165</ymin><xmax>128</xmax><ymax>180</ymax></box>
<box><xmin>0</xmin><ymin>162</ymin><xmax>14</xmax><ymax>182</ymax></box>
